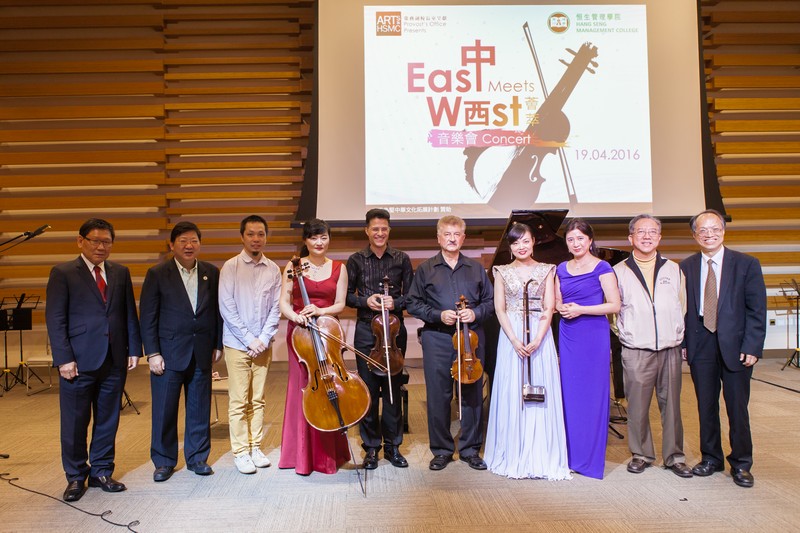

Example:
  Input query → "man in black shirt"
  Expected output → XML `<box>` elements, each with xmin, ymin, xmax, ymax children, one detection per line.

<box><xmin>346</xmin><ymin>209</ymin><xmax>414</xmax><ymax>469</ymax></box>
<box><xmin>406</xmin><ymin>215</ymin><xmax>494</xmax><ymax>471</ymax></box>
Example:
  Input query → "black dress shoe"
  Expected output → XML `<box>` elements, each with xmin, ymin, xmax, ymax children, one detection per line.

<box><xmin>363</xmin><ymin>449</ymin><xmax>379</xmax><ymax>470</ymax></box>
<box><xmin>187</xmin><ymin>461</ymin><xmax>213</xmax><ymax>476</ymax></box>
<box><xmin>666</xmin><ymin>462</ymin><xmax>693</xmax><ymax>478</ymax></box>
<box><xmin>384</xmin><ymin>447</ymin><xmax>408</xmax><ymax>468</ymax></box>
<box><xmin>429</xmin><ymin>454</ymin><xmax>453</xmax><ymax>471</ymax></box>
<box><xmin>692</xmin><ymin>460</ymin><xmax>724</xmax><ymax>477</ymax></box>
<box><xmin>63</xmin><ymin>480</ymin><xmax>86</xmax><ymax>502</ymax></box>
<box><xmin>88</xmin><ymin>476</ymin><xmax>126</xmax><ymax>493</ymax></box>
<box><xmin>153</xmin><ymin>466</ymin><xmax>175</xmax><ymax>482</ymax></box>
<box><xmin>460</xmin><ymin>455</ymin><xmax>487</xmax><ymax>471</ymax></box>
<box><xmin>731</xmin><ymin>468</ymin><xmax>754</xmax><ymax>488</ymax></box>
<box><xmin>627</xmin><ymin>458</ymin><xmax>650</xmax><ymax>474</ymax></box>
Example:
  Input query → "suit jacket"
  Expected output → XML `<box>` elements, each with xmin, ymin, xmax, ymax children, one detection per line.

<box><xmin>46</xmin><ymin>256</ymin><xmax>142</xmax><ymax>372</ymax></box>
<box><xmin>680</xmin><ymin>247</ymin><xmax>767</xmax><ymax>371</ymax></box>
<box><xmin>139</xmin><ymin>258</ymin><xmax>223</xmax><ymax>372</ymax></box>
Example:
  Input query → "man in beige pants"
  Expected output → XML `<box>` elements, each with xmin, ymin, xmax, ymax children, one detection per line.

<box><xmin>613</xmin><ymin>214</ymin><xmax>692</xmax><ymax>478</ymax></box>
<box><xmin>218</xmin><ymin>215</ymin><xmax>282</xmax><ymax>474</ymax></box>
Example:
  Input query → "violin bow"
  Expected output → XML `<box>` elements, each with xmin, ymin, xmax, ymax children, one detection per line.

<box><xmin>522</xmin><ymin>22</ymin><xmax>578</xmax><ymax>206</ymax></box>
<box><xmin>302</xmin><ymin>321</ymin><xmax>390</xmax><ymax>374</ymax></box>
<box><xmin>379</xmin><ymin>278</ymin><xmax>394</xmax><ymax>404</ymax></box>
<box><xmin>455</xmin><ymin>311</ymin><xmax>463</xmax><ymax>421</ymax></box>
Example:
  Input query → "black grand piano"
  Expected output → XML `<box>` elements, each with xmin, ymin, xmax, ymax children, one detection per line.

<box><xmin>484</xmin><ymin>209</ymin><xmax>628</xmax><ymax>399</ymax></box>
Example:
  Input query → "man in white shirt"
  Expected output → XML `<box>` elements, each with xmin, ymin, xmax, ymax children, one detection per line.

<box><xmin>219</xmin><ymin>215</ymin><xmax>282</xmax><ymax>474</ymax></box>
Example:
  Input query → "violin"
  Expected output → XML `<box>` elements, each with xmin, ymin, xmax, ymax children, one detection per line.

<box><xmin>368</xmin><ymin>276</ymin><xmax>405</xmax><ymax>378</ymax></box>
<box><xmin>450</xmin><ymin>295</ymin><xmax>483</xmax><ymax>385</ymax></box>
<box><xmin>465</xmin><ymin>23</ymin><xmax>598</xmax><ymax>209</ymax></box>
<box><xmin>288</xmin><ymin>257</ymin><xmax>370</xmax><ymax>432</ymax></box>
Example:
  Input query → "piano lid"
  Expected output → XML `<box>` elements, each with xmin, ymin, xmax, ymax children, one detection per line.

<box><xmin>487</xmin><ymin>209</ymin><xmax>628</xmax><ymax>281</ymax></box>
<box><xmin>488</xmin><ymin>209</ymin><xmax>571</xmax><ymax>276</ymax></box>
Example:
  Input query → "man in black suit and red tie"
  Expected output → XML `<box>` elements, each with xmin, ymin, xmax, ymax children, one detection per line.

<box><xmin>46</xmin><ymin>218</ymin><xmax>142</xmax><ymax>502</ymax></box>
<box><xmin>139</xmin><ymin>221</ymin><xmax>223</xmax><ymax>482</ymax></box>
<box><xmin>680</xmin><ymin>209</ymin><xmax>767</xmax><ymax>488</ymax></box>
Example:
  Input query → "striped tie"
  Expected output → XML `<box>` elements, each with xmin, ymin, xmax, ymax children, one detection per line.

<box><xmin>703</xmin><ymin>258</ymin><xmax>717</xmax><ymax>332</ymax></box>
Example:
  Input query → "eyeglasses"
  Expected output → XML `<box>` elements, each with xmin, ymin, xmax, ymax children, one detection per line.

<box><xmin>632</xmin><ymin>229</ymin><xmax>660</xmax><ymax>237</ymax></box>
<box><xmin>83</xmin><ymin>238</ymin><xmax>113</xmax><ymax>248</ymax></box>
<box><xmin>175</xmin><ymin>239</ymin><xmax>200</xmax><ymax>246</ymax></box>
<box><xmin>696</xmin><ymin>227</ymin><xmax>723</xmax><ymax>236</ymax></box>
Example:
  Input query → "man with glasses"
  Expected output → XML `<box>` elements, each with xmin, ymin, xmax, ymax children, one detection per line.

<box><xmin>46</xmin><ymin>218</ymin><xmax>142</xmax><ymax>502</ymax></box>
<box><xmin>139</xmin><ymin>221</ymin><xmax>223</xmax><ymax>481</ymax></box>
<box><xmin>613</xmin><ymin>215</ymin><xmax>692</xmax><ymax>478</ymax></box>
<box><xmin>406</xmin><ymin>215</ymin><xmax>494</xmax><ymax>471</ymax></box>
<box><xmin>681</xmin><ymin>209</ymin><xmax>766</xmax><ymax>488</ymax></box>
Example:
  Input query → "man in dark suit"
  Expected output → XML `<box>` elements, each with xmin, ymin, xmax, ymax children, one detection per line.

<box><xmin>680</xmin><ymin>209</ymin><xmax>766</xmax><ymax>488</ymax></box>
<box><xmin>139</xmin><ymin>221</ymin><xmax>223</xmax><ymax>482</ymax></box>
<box><xmin>46</xmin><ymin>218</ymin><xmax>142</xmax><ymax>502</ymax></box>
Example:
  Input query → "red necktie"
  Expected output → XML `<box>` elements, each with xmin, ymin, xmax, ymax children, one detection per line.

<box><xmin>94</xmin><ymin>265</ymin><xmax>107</xmax><ymax>303</ymax></box>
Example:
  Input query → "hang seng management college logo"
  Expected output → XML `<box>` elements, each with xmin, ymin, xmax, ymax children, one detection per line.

<box><xmin>376</xmin><ymin>12</ymin><xmax>402</xmax><ymax>36</ymax></box>
<box><xmin>548</xmin><ymin>12</ymin><xmax>570</xmax><ymax>33</ymax></box>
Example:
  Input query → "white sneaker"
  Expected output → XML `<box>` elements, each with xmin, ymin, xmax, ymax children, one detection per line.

<box><xmin>250</xmin><ymin>447</ymin><xmax>271</xmax><ymax>468</ymax></box>
<box><xmin>234</xmin><ymin>452</ymin><xmax>257</xmax><ymax>474</ymax></box>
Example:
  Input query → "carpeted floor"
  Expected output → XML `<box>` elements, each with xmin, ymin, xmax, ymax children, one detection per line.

<box><xmin>1</xmin><ymin>356</ymin><xmax>799</xmax><ymax>533</ymax></box>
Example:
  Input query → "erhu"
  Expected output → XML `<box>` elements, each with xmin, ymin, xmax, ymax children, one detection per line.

<box><xmin>522</xmin><ymin>278</ymin><xmax>546</xmax><ymax>405</ymax></box>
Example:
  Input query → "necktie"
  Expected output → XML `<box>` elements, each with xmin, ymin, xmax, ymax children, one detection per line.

<box><xmin>703</xmin><ymin>258</ymin><xmax>717</xmax><ymax>332</ymax></box>
<box><xmin>94</xmin><ymin>265</ymin><xmax>107</xmax><ymax>303</ymax></box>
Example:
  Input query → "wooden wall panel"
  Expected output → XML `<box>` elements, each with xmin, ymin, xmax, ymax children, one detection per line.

<box><xmin>2</xmin><ymin>0</ymin><xmax>799</xmax><ymax>325</ymax></box>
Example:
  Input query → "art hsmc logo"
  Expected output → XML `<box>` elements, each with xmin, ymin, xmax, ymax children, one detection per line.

<box><xmin>376</xmin><ymin>11</ymin><xmax>402</xmax><ymax>36</ymax></box>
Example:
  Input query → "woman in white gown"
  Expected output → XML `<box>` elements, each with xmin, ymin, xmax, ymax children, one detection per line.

<box><xmin>485</xmin><ymin>222</ymin><xmax>571</xmax><ymax>480</ymax></box>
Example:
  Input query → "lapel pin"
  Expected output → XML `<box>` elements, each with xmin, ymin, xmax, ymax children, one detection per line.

<box><xmin>203</xmin><ymin>275</ymin><xmax>208</xmax><ymax>281</ymax></box>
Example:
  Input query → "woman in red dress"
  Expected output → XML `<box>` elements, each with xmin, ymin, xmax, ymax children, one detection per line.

<box><xmin>278</xmin><ymin>219</ymin><xmax>350</xmax><ymax>475</ymax></box>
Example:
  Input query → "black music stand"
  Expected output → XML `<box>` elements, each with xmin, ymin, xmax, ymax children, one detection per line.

<box><xmin>1</xmin><ymin>295</ymin><xmax>39</xmax><ymax>392</ymax></box>
<box><xmin>780</xmin><ymin>280</ymin><xmax>800</xmax><ymax>371</ymax></box>
<box><xmin>0</xmin><ymin>293</ymin><xmax>44</xmax><ymax>391</ymax></box>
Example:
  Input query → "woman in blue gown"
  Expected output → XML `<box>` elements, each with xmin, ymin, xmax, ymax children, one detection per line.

<box><xmin>555</xmin><ymin>219</ymin><xmax>620</xmax><ymax>479</ymax></box>
<box><xmin>485</xmin><ymin>223</ymin><xmax>571</xmax><ymax>480</ymax></box>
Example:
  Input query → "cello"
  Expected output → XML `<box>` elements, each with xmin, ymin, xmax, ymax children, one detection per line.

<box><xmin>289</xmin><ymin>257</ymin><xmax>371</xmax><ymax>432</ymax></box>
<box><xmin>451</xmin><ymin>295</ymin><xmax>483</xmax><ymax>419</ymax></box>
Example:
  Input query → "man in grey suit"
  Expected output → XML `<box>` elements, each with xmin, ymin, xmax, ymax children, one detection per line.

<box><xmin>139</xmin><ymin>221</ymin><xmax>223</xmax><ymax>482</ymax></box>
<box><xmin>46</xmin><ymin>218</ymin><xmax>142</xmax><ymax>502</ymax></box>
<box><xmin>680</xmin><ymin>209</ymin><xmax>767</xmax><ymax>488</ymax></box>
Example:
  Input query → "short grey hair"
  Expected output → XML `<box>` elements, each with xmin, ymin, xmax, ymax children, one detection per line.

<box><xmin>628</xmin><ymin>214</ymin><xmax>661</xmax><ymax>235</ymax></box>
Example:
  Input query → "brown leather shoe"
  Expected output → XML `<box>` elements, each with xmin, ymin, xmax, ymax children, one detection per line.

<box><xmin>627</xmin><ymin>458</ymin><xmax>651</xmax><ymax>474</ymax></box>
<box><xmin>666</xmin><ymin>462</ymin><xmax>693</xmax><ymax>478</ymax></box>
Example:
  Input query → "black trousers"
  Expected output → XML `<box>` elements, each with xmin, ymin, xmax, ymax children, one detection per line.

<box><xmin>689</xmin><ymin>326</ymin><xmax>753</xmax><ymax>470</ymax></box>
<box><xmin>354</xmin><ymin>320</ymin><xmax>406</xmax><ymax>451</ymax></box>
<box><xmin>421</xmin><ymin>328</ymin><xmax>484</xmax><ymax>457</ymax></box>
<box><xmin>59</xmin><ymin>352</ymin><xmax>126</xmax><ymax>482</ymax></box>
<box><xmin>150</xmin><ymin>357</ymin><xmax>212</xmax><ymax>467</ymax></box>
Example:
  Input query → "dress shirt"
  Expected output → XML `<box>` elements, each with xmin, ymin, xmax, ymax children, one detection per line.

<box><xmin>406</xmin><ymin>252</ymin><xmax>494</xmax><ymax>328</ymax></box>
<box><xmin>699</xmin><ymin>247</ymin><xmax>724</xmax><ymax>317</ymax></box>
<box><xmin>219</xmin><ymin>250</ymin><xmax>282</xmax><ymax>351</ymax></box>
<box><xmin>175</xmin><ymin>258</ymin><xmax>198</xmax><ymax>312</ymax></box>
<box><xmin>346</xmin><ymin>245</ymin><xmax>413</xmax><ymax>322</ymax></box>
<box><xmin>80</xmin><ymin>254</ymin><xmax>106</xmax><ymax>283</ymax></box>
